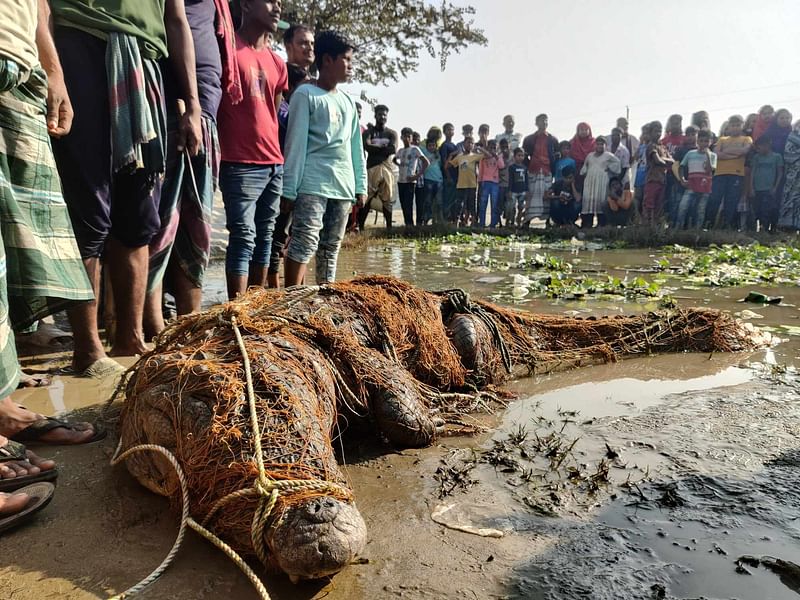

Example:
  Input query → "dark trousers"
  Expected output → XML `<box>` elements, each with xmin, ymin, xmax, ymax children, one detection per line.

<box><xmin>398</xmin><ymin>182</ymin><xmax>416</xmax><ymax>226</ymax></box>
<box><xmin>754</xmin><ymin>190</ymin><xmax>778</xmax><ymax>231</ymax></box>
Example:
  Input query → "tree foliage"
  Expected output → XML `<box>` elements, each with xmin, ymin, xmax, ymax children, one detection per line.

<box><xmin>281</xmin><ymin>0</ymin><xmax>487</xmax><ymax>85</ymax></box>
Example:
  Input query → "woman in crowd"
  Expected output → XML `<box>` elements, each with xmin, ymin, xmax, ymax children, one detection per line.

<box><xmin>579</xmin><ymin>136</ymin><xmax>620</xmax><ymax>228</ymax></box>
<box><xmin>779</xmin><ymin>121</ymin><xmax>800</xmax><ymax>231</ymax></box>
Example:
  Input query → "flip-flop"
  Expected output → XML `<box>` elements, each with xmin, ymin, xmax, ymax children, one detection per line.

<box><xmin>17</xmin><ymin>372</ymin><xmax>51</xmax><ymax>389</ymax></box>
<box><xmin>10</xmin><ymin>417</ymin><xmax>106</xmax><ymax>446</ymax></box>
<box><xmin>0</xmin><ymin>482</ymin><xmax>55</xmax><ymax>533</ymax></box>
<box><xmin>0</xmin><ymin>440</ymin><xmax>58</xmax><ymax>492</ymax></box>
<box><xmin>16</xmin><ymin>322</ymin><xmax>73</xmax><ymax>350</ymax></box>
<box><xmin>72</xmin><ymin>357</ymin><xmax>126</xmax><ymax>380</ymax></box>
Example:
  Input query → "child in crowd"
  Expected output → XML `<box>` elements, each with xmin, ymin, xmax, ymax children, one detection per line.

<box><xmin>507</xmin><ymin>148</ymin><xmax>529</xmax><ymax>226</ymax></box>
<box><xmin>666</xmin><ymin>126</ymin><xmax>698</xmax><ymax>226</ymax></box>
<box><xmin>448</xmin><ymin>136</ymin><xmax>482</xmax><ymax>225</ymax></box>
<box><xmin>633</xmin><ymin>123</ymin><xmax>651</xmax><ymax>221</ymax></box>
<box><xmin>676</xmin><ymin>129</ymin><xmax>716</xmax><ymax>229</ymax></box>
<box><xmin>457</xmin><ymin>124</ymin><xmax>474</xmax><ymax>152</ymax></box>
<box><xmin>706</xmin><ymin>115</ymin><xmax>752</xmax><ymax>229</ymax></box>
<box><xmin>412</xmin><ymin>131</ymin><xmax>426</xmax><ymax>219</ymax></box>
<box><xmin>394</xmin><ymin>127</ymin><xmax>429</xmax><ymax>226</ymax></box>
<box><xmin>498</xmin><ymin>138</ymin><xmax>511</xmax><ymax>224</ymax></box>
<box><xmin>477</xmin><ymin>139</ymin><xmax>505</xmax><ymax>227</ymax></box>
<box><xmin>554</xmin><ymin>141</ymin><xmax>575</xmax><ymax>182</ymax></box>
<box><xmin>547</xmin><ymin>166</ymin><xmax>580</xmax><ymax>226</ymax></box>
<box><xmin>421</xmin><ymin>139</ymin><xmax>443</xmax><ymax>225</ymax></box>
<box><xmin>749</xmin><ymin>135</ymin><xmax>784</xmax><ymax>232</ymax></box>
<box><xmin>282</xmin><ymin>30</ymin><xmax>367</xmax><ymax>286</ymax></box>
<box><xmin>477</xmin><ymin>124</ymin><xmax>490</xmax><ymax>148</ymax></box>
<box><xmin>661</xmin><ymin>114</ymin><xmax>684</xmax><ymax>154</ymax></box>
<box><xmin>605</xmin><ymin>176</ymin><xmax>633</xmax><ymax>227</ymax></box>
<box><xmin>643</xmin><ymin>121</ymin><xmax>674</xmax><ymax>225</ymax></box>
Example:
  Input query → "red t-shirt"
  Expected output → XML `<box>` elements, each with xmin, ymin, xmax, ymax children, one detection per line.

<box><xmin>218</xmin><ymin>35</ymin><xmax>288</xmax><ymax>164</ymax></box>
<box><xmin>529</xmin><ymin>134</ymin><xmax>551</xmax><ymax>174</ymax></box>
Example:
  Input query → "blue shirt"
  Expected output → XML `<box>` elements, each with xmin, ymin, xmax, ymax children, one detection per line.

<box><xmin>283</xmin><ymin>84</ymin><xmax>367</xmax><ymax>201</ymax></box>
<box><xmin>422</xmin><ymin>148</ymin><xmax>443</xmax><ymax>183</ymax></box>
<box><xmin>440</xmin><ymin>140</ymin><xmax>458</xmax><ymax>180</ymax></box>
<box><xmin>554</xmin><ymin>157</ymin><xmax>576</xmax><ymax>182</ymax></box>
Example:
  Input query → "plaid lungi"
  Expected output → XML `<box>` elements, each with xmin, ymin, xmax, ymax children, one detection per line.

<box><xmin>147</xmin><ymin>114</ymin><xmax>218</xmax><ymax>292</ymax></box>
<box><xmin>524</xmin><ymin>172</ymin><xmax>551</xmax><ymax>220</ymax></box>
<box><xmin>0</xmin><ymin>62</ymin><xmax>93</xmax><ymax>333</ymax></box>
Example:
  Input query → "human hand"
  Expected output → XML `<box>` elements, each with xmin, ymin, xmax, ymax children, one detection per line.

<box><xmin>280</xmin><ymin>197</ymin><xmax>294</xmax><ymax>214</ymax></box>
<box><xmin>45</xmin><ymin>73</ymin><xmax>73</xmax><ymax>137</ymax></box>
<box><xmin>356</xmin><ymin>194</ymin><xmax>366</xmax><ymax>208</ymax></box>
<box><xmin>176</xmin><ymin>100</ymin><xmax>202</xmax><ymax>156</ymax></box>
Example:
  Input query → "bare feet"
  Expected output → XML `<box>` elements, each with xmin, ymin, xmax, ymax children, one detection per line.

<box><xmin>0</xmin><ymin>491</ymin><xmax>30</xmax><ymax>515</ymax></box>
<box><xmin>0</xmin><ymin>435</ymin><xmax>56</xmax><ymax>481</ymax></box>
<box><xmin>0</xmin><ymin>398</ymin><xmax>95</xmax><ymax>444</ymax></box>
<box><xmin>17</xmin><ymin>372</ymin><xmax>51</xmax><ymax>388</ymax></box>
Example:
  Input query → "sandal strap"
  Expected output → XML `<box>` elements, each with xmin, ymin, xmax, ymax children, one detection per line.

<box><xmin>0</xmin><ymin>439</ymin><xmax>28</xmax><ymax>461</ymax></box>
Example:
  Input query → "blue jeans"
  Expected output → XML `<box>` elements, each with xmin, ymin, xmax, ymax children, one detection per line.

<box><xmin>707</xmin><ymin>175</ymin><xmax>743</xmax><ymax>229</ymax></box>
<box><xmin>423</xmin><ymin>180</ymin><xmax>441</xmax><ymax>225</ymax></box>
<box><xmin>676</xmin><ymin>190</ymin><xmax>709</xmax><ymax>229</ymax></box>
<box><xmin>286</xmin><ymin>194</ymin><xmax>351</xmax><ymax>283</ymax></box>
<box><xmin>478</xmin><ymin>181</ymin><xmax>502</xmax><ymax>227</ymax></box>
<box><xmin>219</xmin><ymin>162</ymin><xmax>282</xmax><ymax>275</ymax></box>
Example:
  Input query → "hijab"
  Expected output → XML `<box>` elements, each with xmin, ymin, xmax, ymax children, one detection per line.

<box><xmin>752</xmin><ymin>115</ymin><xmax>772</xmax><ymax>143</ymax></box>
<box><xmin>764</xmin><ymin>115</ymin><xmax>793</xmax><ymax>155</ymax></box>
<box><xmin>570</xmin><ymin>122</ymin><xmax>595</xmax><ymax>166</ymax></box>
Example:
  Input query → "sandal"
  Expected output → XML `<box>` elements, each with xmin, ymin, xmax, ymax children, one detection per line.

<box><xmin>0</xmin><ymin>439</ymin><xmax>58</xmax><ymax>492</ymax></box>
<box><xmin>0</xmin><ymin>482</ymin><xmax>55</xmax><ymax>533</ymax></box>
<box><xmin>11</xmin><ymin>417</ymin><xmax>106</xmax><ymax>446</ymax></box>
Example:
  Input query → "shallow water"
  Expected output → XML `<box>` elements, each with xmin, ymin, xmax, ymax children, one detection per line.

<box><xmin>7</xmin><ymin>237</ymin><xmax>800</xmax><ymax>600</ymax></box>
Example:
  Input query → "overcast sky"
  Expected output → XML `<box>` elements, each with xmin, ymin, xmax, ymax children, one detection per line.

<box><xmin>342</xmin><ymin>0</ymin><xmax>800</xmax><ymax>141</ymax></box>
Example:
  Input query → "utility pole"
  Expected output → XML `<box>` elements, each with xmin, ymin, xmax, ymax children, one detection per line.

<box><xmin>626</xmin><ymin>105</ymin><xmax>630</xmax><ymax>122</ymax></box>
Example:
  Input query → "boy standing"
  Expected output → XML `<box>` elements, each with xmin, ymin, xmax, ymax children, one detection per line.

<box><xmin>440</xmin><ymin>123</ymin><xmax>459</xmax><ymax>223</ymax></box>
<box><xmin>282</xmin><ymin>31</ymin><xmax>367</xmax><ymax>285</ymax></box>
<box><xmin>217</xmin><ymin>0</ymin><xmax>287</xmax><ymax>299</ymax></box>
<box><xmin>498</xmin><ymin>138</ymin><xmax>511</xmax><ymax>225</ymax></box>
<box><xmin>421</xmin><ymin>139</ymin><xmax>443</xmax><ymax>225</ymax></box>
<box><xmin>707</xmin><ymin>115</ymin><xmax>752</xmax><ymax>229</ymax></box>
<box><xmin>554</xmin><ymin>141</ymin><xmax>576</xmax><ymax>182</ymax></box>
<box><xmin>749</xmin><ymin>136</ymin><xmax>784</xmax><ymax>232</ymax></box>
<box><xmin>677</xmin><ymin>130</ymin><xmax>716</xmax><ymax>229</ymax></box>
<box><xmin>448</xmin><ymin>136</ymin><xmax>482</xmax><ymax>225</ymax></box>
<box><xmin>507</xmin><ymin>148</ymin><xmax>529</xmax><ymax>226</ymax></box>
<box><xmin>477</xmin><ymin>140</ymin><xmax>505</xmax><ymax>227</ymax></box>
<box><xmin>394</xmin><ymin>127</ymin><xmax>429</xmax><ymax>226</ymax></box>
<box><xmin>643</xmin><ymin>121</ymin><xmax>674</xmax><ymax>225</ymax></box>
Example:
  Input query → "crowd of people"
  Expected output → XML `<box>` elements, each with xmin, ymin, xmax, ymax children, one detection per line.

<box><xmin>0</xmin><ymin>0</ymin><xmax>367</xmax><ymax>529</ymax></box>
<box><xmin>366</xmin><ymin>107</ymin><xmax>800</xmax><ymax>234</ymax></box>
<box><xmin>0</xmin><ymin>0</ymin><xmax>799</xmax><ymax>530</ymax></box>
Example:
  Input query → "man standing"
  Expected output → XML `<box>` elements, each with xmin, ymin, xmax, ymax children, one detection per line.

<box><xmin>283</xmin><ymin>23</ymin><xmax>314</xmax><ymax>69</ymax></box>
<box><xmin>521</xmin><ymin>114</ymin><xmax>558</xmax><ymax>226</ymax></box>
<box><xmin>362</xmin><ymin>104</ymin><xmax>397</xmax><ymax>228</ymax></box>
<box><xmin>145</xmin><ymin>0</ymin><xmax>231</xmax><ymax>335</ymax></box>
<box><xmin>614</xmin><ymin>117</ymin><xmax>640</xmax><ymax>159</ymax></box>
<box><xmin>495</xmin><ymin>114</ymin><xmax>522</xmax><ymax>150</ymax></box>
<box><xmin>0</xmin><ymin>0</ymin><xmax>101</xmax><ymax>497</ymax></box>
<box><xmin>50</xmin><ymin>0</ymin><xmax>201</xmax><ymax>375</ymax></box>
<box><xmin>440</xmin><ymin>122</ymin><xmax>459</xmax><ymax>223</ymax></box>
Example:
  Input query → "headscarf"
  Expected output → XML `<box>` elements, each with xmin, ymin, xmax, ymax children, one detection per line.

<box><xmin>570</xmin><ymin>122</ymin><xmax>595</xmax><ymax>167</ymax></box>
<box><xmin>764</xmin><ymin>115</ymin><xmax>793</xmax><ymax>155</ymax></box>
<box><xmin>214</xmin><ymin>0</ymin><xmax>242</xmax><ymax>104</ymax></box>
<box><xmin>752</xmin><ymin>114</ymin><xmax>772</xmax><ymax>143</ymax></box>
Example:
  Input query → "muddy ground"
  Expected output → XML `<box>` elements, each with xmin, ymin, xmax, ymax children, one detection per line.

<box><xmin>1</xmin><ymin>236</ymin><xmax>799</xmax><ymax>600</ymax></box>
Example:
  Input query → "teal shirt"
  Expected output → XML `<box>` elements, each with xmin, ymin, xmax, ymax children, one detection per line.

<box><xmin>283</xmin><ymin>84</ymin><xmax>367</xmax><ymax>202</ymax></box>
<box><xmin>422</xmin><ymin>148</ymin><xmax>443</xmax><ymax>183</ymax></box>
<box><xmin>751</xmin><ymin>152</ymin><xmax>784</xmax><ymax>192</ymax></box>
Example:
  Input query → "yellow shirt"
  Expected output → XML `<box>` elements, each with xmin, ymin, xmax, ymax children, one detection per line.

<box><xmin>715</xmin><ymin>135</ymin><xmax>752</xmax><ymax>177</ymax></box>
<box><xmin>0</xmin><ymin>0</ymin><xmax>38</xmax><ymax>72</ymax></box>
<box><xmin>449</xmin><ymin>152</ymin><xmax>481</xmax><ymax>189</ymax></box>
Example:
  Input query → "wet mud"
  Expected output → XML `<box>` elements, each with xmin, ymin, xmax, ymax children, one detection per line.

<box><xmin>2</xmin><ymin>240</ymin><xmax>800</xmax><ymax>599</ymax></box>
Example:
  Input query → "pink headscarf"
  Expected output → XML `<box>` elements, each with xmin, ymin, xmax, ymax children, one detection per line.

<box><xmin>570</xmin><ymin>122</ymin><xmax>595</xmax><ymax>167</ymax></box>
